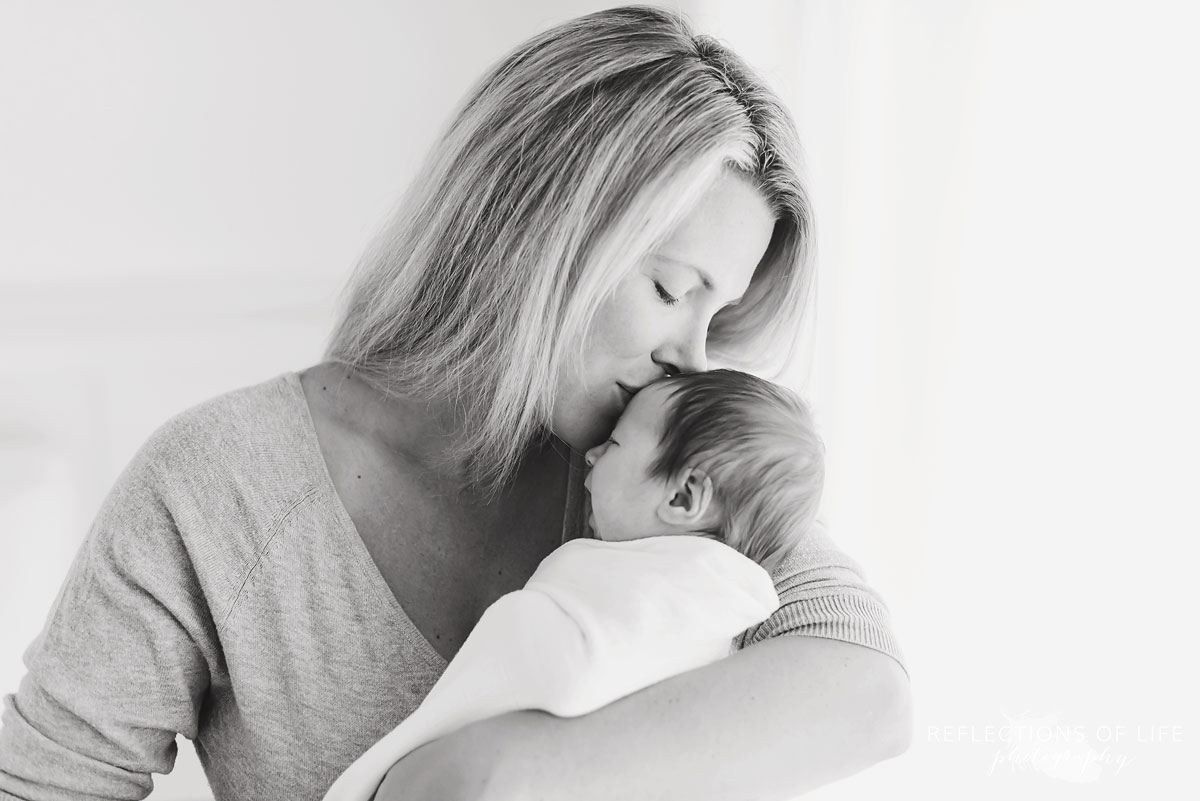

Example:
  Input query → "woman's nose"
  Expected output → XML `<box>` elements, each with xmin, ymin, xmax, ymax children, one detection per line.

<box><xmin>656</xmin><ymin>317</ymin><xmax>709</xmax><ymax>376</ymax></box>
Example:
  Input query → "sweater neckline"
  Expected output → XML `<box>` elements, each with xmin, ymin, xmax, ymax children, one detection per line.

<box><xmin>281</xmin><ymin>370</ymin><xmax>446</xmax><ymax>670</ymax></box>
<box><xmin>280</xmin><ymin>369</ymin><xmax>589</xmax><ymax>669</ymax></box>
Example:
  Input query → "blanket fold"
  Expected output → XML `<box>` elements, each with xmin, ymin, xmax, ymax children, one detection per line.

<box><xmin>323</xmin><ymin>536</ymin><xmax>780</xmax><ymax>801</ymax></box>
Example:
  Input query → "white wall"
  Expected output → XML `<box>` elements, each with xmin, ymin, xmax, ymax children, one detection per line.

<box><xmin>688</xmin><ymin>0</ymin><xmax>1199</xmax><ymax>798</ymax></box>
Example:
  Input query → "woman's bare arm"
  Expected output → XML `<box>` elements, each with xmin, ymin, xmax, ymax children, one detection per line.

<box><xmin>375</xmin><ymin>635</ymin><xmax>911</xmax><ymax>800</ymax></box>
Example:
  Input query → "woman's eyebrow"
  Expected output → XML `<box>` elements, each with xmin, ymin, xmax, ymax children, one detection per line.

<box><xmin>654</xmin><ymin>254</ymin><xmax>714</xmax><ymax>292</ymax></box>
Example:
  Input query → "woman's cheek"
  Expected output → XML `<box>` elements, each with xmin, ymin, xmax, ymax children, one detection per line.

<box><xmin>603</xmin><ymin>285</ymin><xmax>666</xmax><ymax>357</ymax></box>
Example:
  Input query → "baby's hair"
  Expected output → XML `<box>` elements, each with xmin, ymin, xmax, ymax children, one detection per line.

<box><xmin>646</xmin><ymin>369</ymin><xmax>824</xmax><ymax>574</ymax></box>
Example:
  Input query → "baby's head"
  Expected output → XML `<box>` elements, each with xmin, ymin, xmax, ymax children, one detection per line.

<box><xmin>583</xmin><ymin>369</ymin><xmax>824</xmax><ymax>574</ymax></box>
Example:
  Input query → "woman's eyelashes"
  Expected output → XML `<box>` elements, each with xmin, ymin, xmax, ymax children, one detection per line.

<box><xmin>653</xmin><ymin>280</ymin><xmax>680</xmax><ymax>306</ymax></box>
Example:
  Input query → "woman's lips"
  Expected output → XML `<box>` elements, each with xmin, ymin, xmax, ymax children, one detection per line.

<box><xmin>616</xmin><ymin>382</ymin><xmax>635</xmax><ymax>402</ymax></box>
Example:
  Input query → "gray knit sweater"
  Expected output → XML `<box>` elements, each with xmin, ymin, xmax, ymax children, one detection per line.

<box><xmin>0</xmin><ymin>372</ymin><xmax>905</xmax><ymax>800</ymax></box>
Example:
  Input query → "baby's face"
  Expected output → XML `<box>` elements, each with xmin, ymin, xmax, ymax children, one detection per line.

<box><xmin>582</xmin><ymin>383</ymin><xmax>679</xmax><ymax>542</ymax></box>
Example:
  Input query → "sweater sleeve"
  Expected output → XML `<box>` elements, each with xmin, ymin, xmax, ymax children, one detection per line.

<box><xmin>732</xmin><ymin>520</ymin><xmax>908</xmax><ymax>678</ymax></box>
<box><xmin>0</xmin><ymin>433</ymin><xmax>218</xmax><ymax>800</ymax></box>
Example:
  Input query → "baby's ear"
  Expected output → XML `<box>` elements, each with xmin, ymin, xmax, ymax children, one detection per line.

<box><xmin>656</xmin><ymin>466</ymin><xmax>716</xmax><ymax>528</ymax></box>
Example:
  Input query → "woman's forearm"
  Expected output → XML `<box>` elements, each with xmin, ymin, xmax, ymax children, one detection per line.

<box><xmin>481</xmin><ymin>635</ymin><xmax>911</xmax><ymax>801</ymax></box>
<box><xmin>373</xmin><ymin>636</ymin><xmax>910</xmax><ymax>801</ymax></box>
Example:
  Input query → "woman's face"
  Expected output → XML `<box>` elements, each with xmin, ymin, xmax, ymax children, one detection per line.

<box><xmin>553</xmin><ymin>171</ymin><xmax>776</xmax><ymax>449</ymax></box>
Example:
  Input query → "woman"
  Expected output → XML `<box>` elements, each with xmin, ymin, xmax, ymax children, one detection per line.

<box><xmin>0</xmin><ymin>6</ymin><xmax>909</xmax><ymax>800</ymax></box>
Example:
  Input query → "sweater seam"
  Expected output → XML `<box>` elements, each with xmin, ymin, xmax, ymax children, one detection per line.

<box><xmin>220</xmin><ymin>486</ymin><xmax>320</xmax><ymax>626</ymax></box>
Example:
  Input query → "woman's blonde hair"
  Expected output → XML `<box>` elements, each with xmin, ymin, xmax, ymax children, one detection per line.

<box><xmin>326</xmin><ymin>5</ymin><xmax>814</xmax><ymax>498</ymax></box>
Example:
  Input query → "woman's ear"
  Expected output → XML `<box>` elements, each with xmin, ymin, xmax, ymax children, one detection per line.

<box><xmin>656</xmin><ymin>466</ymin><xmax>716</xmax><ymax>528</ymax></box>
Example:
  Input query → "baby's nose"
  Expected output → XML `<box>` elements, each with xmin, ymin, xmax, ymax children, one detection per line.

<box><xmin>584</xmin><ymin>443</ymin><xmax>604</xmax><ymax>467</ymax></box>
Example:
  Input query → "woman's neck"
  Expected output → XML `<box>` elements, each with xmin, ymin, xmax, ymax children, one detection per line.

<box><xmin>315</xmin><ymin>361</ymin><xmax>574</xmax><ymax>505</ymax></box>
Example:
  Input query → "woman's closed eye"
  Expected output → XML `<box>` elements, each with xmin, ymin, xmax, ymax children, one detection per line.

<box><xmin>653</xmin><ymin>281</ymin><xmax>680</xmax><ymax>306</ymax></box>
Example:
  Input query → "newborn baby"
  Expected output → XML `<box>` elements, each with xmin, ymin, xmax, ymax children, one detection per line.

<box><xmin>324</xmin><ymin>369</ymin><xmax>824</xmax><ymax>801</ymax></box>
<box><xmin>583</xmin><ymin>368</ymin><xmax>824</xmax><ymax>575</ymax></box>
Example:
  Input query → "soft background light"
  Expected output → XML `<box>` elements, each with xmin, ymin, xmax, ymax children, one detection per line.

<box><xmin>1</xmin><ymin>1</ymin><xmax>1195</xmax><ymax>798</ymax></box>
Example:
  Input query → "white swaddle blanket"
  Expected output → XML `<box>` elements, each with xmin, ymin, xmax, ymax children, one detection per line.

<box><xmin>323</xmin><ymin>535</ymin><xmax>780</xmax><ymax>801</ymax></box>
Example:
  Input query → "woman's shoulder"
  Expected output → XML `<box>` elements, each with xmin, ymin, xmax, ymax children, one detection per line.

<box><xmin>127</xmin><ymin>370</ymin><xmax>320</xmax><ymax>490</ymax></box>
<box><xmin>108</xmin><ymin>370</ymin><xmax>327</xmax><ymax>550</ymax></box>
<box><xmin>90</xmin><ymin>370</ymin><xmax>335</xmax><ymax>616</ymax></box>
<box><xmin>137</xmin><ymin>370</ymin><xmax>308</xmax><ymax>458</ymax></box>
